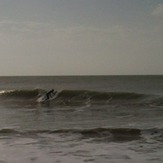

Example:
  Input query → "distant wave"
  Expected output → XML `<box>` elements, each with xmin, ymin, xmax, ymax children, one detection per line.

<box><xmin>0</xmin><ymin>127</ymin><xmax>162</xmax><ymax>142</ymax></box>
<box><xmin>0</xmin><ymin>127</ymin><xmax>141</xmax><ymax>135</ymax></box>
<box><xmin>0</xmin><ymin>89</ymin><xmax>163</xmax><ymax>107</ymax></box>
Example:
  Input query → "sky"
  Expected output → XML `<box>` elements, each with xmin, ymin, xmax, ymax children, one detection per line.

<box><xmin>0</xmin><ymin>0</ymin><xmax>163</xmax><ymax>76</ymax></box>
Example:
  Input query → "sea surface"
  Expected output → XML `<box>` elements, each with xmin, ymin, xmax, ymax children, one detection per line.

<box><xmin>0</xmin><ymin>75</ymin><xmax>163</xmax><ymax>163</ymax></box>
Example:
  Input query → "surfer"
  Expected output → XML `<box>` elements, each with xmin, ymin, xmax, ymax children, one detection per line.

<box><xmin>46</xmin><ymin>89</ymin><xmax>55</xmax><ymax>100</ymax></box>
<box><xmin>37</xmin><ymin>89</ymin><xmax>57</xmax><ymax>103</ymax></box>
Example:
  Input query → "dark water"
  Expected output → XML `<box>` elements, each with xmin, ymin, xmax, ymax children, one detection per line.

<box><xmin>0</xmin><ymin>76</ymin><xmax>163</xmax><ymax>163</ymax></box>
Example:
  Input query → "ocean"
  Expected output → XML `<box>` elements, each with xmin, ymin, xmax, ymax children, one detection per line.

<box><xmin>0</xmin><ymin>75</ymin><xmax>163</xmax><ymax>163</ymax></box>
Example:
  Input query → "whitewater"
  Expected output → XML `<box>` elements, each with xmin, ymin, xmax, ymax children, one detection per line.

<box><xmin>0</xmin><ymin>76</ymin><xmax>163</xmax><ymax>163</ymax></box>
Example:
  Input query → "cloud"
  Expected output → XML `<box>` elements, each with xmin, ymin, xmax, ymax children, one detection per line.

<box><xmin>0</xmin><ymin>19</ymin><xmax>133</xmax><ymax>42</ymax></box>
<box><xmin>0</xmin><ymin>20</ymin><xmax>52</xmax><ymax>33</ymax></box>
<box><xmin>152</xmin><ymin>3</ymin><xmax>163</xmax><ymax>17</ymax></box>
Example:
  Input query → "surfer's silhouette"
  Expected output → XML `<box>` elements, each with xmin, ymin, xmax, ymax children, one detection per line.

<box><xmin>46</xmin><ymin>89</ymin><xmax>55</xmax><ymax>100</ymax></box>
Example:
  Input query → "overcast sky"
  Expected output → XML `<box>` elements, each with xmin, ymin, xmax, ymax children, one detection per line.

<box><xmin>0</xmin><ymin>0</ymin><xmax>163</xmax><ymax>75</ymax></box>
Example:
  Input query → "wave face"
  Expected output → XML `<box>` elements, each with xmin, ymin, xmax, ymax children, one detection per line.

<box><xmin>57</xmin><ymin>90</ymin><xmax>145</xmax><ymax>100</ymax></box>
<box><xmin>0</xmin><ymin>89</ymin><xmax>163</xmax><ymax>107</ymax></box>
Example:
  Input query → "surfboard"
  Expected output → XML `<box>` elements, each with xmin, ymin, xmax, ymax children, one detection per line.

<box><xmin>37</xmin><ymin>91</ymin><xmax>57</xmax><ymax>103</ymax></box>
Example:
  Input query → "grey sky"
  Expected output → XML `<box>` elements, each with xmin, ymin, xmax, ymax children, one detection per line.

<box><xmin>0</xmin><ymin>0</ymin><xmax>163</xmax><ymax>75</ymax></box>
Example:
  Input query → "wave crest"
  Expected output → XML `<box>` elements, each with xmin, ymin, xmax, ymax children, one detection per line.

<box><xmin>0</xmin><ymin>89</ymin><xmax>40</xmax><ymax>99</ymax></box>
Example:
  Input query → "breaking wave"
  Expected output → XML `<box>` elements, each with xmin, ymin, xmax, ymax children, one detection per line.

<box><xmin>0</xmin><ymin>89</ymin><xmax>163</xmax><ymax>107</ymax></box>
<box><xmin>0</xmin><ymin>89</ymin><xmax>40</xmax><ymax>99</ymax></box>
<box><xmin>0</xmin><ymin>127</ymin><xmax>162</xmax><ymax>142</ymax></box>
<box><xmin>0</xmin><ymin>89</ymin><xmax>147</xmax><ymax>100</ymax></box>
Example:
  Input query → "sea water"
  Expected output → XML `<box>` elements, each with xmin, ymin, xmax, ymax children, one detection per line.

<box><xmin>0</xmin><ymin>76</ymin><xmax>163</xmax><ymax>163</ymax></box>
